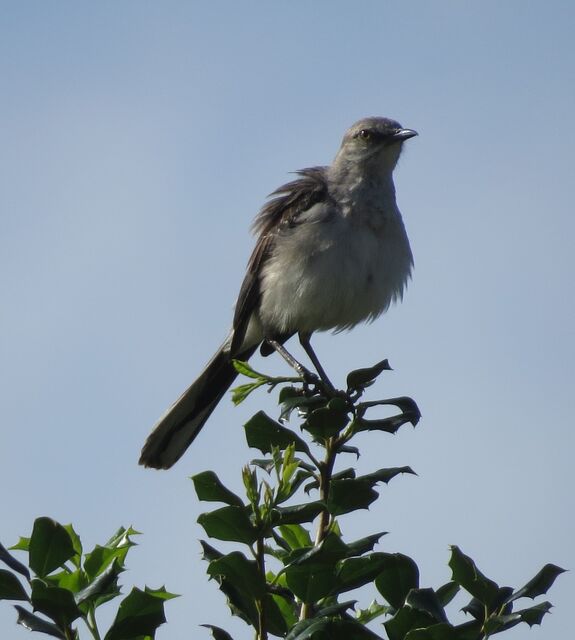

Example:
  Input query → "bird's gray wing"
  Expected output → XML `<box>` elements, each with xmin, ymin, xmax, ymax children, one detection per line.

<box><xmin>230</xmin><ymin>167</ymin><xmax>331</xmax><ymax>355</ymax></box>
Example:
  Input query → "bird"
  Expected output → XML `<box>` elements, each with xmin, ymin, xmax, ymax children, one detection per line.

<box><xmin>139</xmin><ymin>116</ymin><xmax>417</xmax><ymax>469</ymax></box>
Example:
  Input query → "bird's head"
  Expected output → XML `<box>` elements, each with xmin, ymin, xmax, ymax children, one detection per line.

<box><xmin>331</xmin><ymin>117</ymin><xmax>417</xmax><ymax>182</ymax></box>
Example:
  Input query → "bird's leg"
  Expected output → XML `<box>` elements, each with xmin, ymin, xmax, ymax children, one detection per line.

<box><xmin>266</xmin><ymin>338</ymin><xmax>319</xmax><ymax>386</ymax></box>
<box><xmin>298</xmin><ymin>332</ymin><xmax>335</xmax><ymax>391</ymax></box>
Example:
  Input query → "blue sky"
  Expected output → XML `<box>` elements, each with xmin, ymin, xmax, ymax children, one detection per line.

<box><xmin>1</xmin><ymin>2</ymin><xmax>573</xmax><ymax>638</ymax></box>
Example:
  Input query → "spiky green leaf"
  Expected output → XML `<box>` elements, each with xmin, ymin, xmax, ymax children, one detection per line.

<box><xmin>29</xmin><ymin>518</ymin><xmax>76</xmax><ymax>578</ymax></box>
<box><xmin>192</xmin><ymin>471</ymin><xmax>244</xmax><ymax>506</ymax></box>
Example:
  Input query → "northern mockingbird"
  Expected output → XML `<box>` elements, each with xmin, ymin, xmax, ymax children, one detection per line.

<box><xmin>140</xmin><ymin>117</ymin><xmax>417</xmax><ymax>469</ymax></box>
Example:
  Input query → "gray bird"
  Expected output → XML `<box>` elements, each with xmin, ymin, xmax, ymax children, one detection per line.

<box><xmin>139</xmin><ymin>117</ymin><xmax>417</xmax><ymax>469</ymax></box>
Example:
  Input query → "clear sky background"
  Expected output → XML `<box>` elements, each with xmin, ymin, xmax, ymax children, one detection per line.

<box><xmin>1</xmin><ymin>2</ymin><xmax>573</xmax><ymax>639</ymax></box>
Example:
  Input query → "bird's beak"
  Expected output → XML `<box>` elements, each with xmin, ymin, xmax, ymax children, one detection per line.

<box><xmin>393</xmin><ymin>128</ymin><xmax>418</xmax><ymax>141</ymax></box>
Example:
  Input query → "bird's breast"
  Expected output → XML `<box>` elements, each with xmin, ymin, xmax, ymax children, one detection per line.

<box><xmin>258</xmin><ymin>209</ymin><xmax>412</xmax><ymax>335</ymax></box>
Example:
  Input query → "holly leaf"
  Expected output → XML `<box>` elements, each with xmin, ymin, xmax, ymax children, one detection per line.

<box><xmin>14</xmin><ymin>606</ymin><xmax>66</xmax><ymax>639</ymax></box>
<box><xmin>244</xmin><ymin>411</ymin><xmax>311</xmax><ymax>455</ymax></box>
<box><xmin>104</xmin><ymin>586</ymin><xmax>177</xmax><ymax>640</ymax></box>
<box><xmin>0</xmin><ymin>569</ymin><xmax>29</xmax><ymax>601</ymax></box>
<box><xmin>507</xmin><ymin>564</ymin><xmax>566</xmax><ymax>603</ymax></box>
<box><xmin>29</xmin><ymin>518</ymin><xmax>76</xmax><ymax>578</ymax></box>
<box><xmin>192</xmin><ymin>471</ymin><xmax>244</xmax><ymax>506</ymax></box>
<box><xmin>347</xmin><ymin>359</ymin><xmax>392</xmax><ymax>390</ymax></box>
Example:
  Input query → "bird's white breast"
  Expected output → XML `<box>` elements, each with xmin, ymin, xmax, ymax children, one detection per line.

<box><xmin>257</xmin><ymin>203</ymin><xmax>412</xmax><ymax>335</ymax></box>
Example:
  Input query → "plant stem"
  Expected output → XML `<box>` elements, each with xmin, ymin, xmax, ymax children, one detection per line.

<box><xmin>86</xmin><ymin>607</ymin><xmax>101</xmax><ymax>640</ymax></box>
<box><xmin>256</xmin><ymin>536</ymin><xmax>268</xmax><ymax>640</ymax></box>
<box><xmin>299</xmin><ymin>438</ymin><xmax>338</xmax><ymax>621</ymax></box>
<box><xmin>316</xmin><ymin>439</ymin><xmax>337</xmax><ymax>543</ymax></box>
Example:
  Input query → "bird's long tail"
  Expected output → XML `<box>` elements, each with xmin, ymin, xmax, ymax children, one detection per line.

<box><xmin>139</xmin><ymin>342</ymin><xmax>256</xmax><ymax>469</ymax></box>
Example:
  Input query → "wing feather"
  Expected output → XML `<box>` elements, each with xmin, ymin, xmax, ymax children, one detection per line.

<box><xmin>230</xmin><ymin>167</ymin><xmax>329</xmax><ymax>354</ymax></box>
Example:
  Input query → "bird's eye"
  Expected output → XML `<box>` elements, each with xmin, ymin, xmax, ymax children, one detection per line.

<box><xmin>357</xmin><ymin>129</ymin><xmax>372</xmax><ymax>141</ymax></box>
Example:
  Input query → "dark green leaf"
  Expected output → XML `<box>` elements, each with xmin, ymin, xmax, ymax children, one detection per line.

<box><xmin>327</xmin><ymin>468</ymin><xmax>414</xmax><ymax>517</ymax></box>
<box><xmin>483</xmin><ymin>613</ymin><xmax>522</xmax><ymax>635</ymax></box>
<box><xmin>435</xmin><ymin>581</ymin><xmax>459</xmax><ymax>607</ymax></box>
<box><xmin>75</xmin><ymin>558</ymin><xmax>122</xmax><ymax>607</ymax></box>
<box><xmin>302</xmin><ymin>398</ymin><xmax>350</xmax><ymax>439</ymax></box>
<box><xmin>327</xmin><ymin>617</ymin><xmax>385</xmax><ymax>639</ymax></box>
<box><xmin>207</xmin><ymin>552</ymin><xmax>266</xmax><ymax>600</ymax></box>
<box><xmin>355</xmin><ymin>413</ymin><xmax>416</xmax><ymax>434</ymax></box>
<box><xmin>334</xmin><ymin>554</ymin><xmax>390</xmax><ymax>595</ymax></box>
<box><xmin>206</xmin><ymin>570</ymin><xmax>257</xmax><ymax>626</ymax></box>
<box><xmin>199</xmin><ymin>540</ymin><xmax>223</xmax><ymax>562</ymax></box>
<box><xmin>448</xmin><ymin>545</ymin><xmax>500</xmax><ymax>608</ymax></box>
<box><xmin>461</xmin><ymin>597</ymin><xmax>483</xmax><ymax>621</ymax></box>
<box><xmin>362</xmin><ymin>466</ymin><xmax>417</xmax><ymax>484</ymax></box>
<box><xmin>206</xmin><ymin>554</ymin><xmax>288</xmax><ymax>634</ymax></box>
<box><xmin>192</xmin><ymin>471</ymin><xmax>244</xmax><ymax>506</ymax></box>
<box><xmin>284</xmin><ymin>560</ymin><xmax>338</xmax><ymax>602</ymax></box>
<box><xmin>278</xmin><ymin>385</ymin><xmax>302</xmax><ymax>403</ymax></box>
<box><xmin>339</xmin><ymin>444</ymin><xmax>360</xmax><ymax>456</ymax></box>
<box><xmin>289</xmin><ymin>533</ymin><xmax>349</xmax><ymax>566</ymax></box>
<box><xmin>452</xmin><ymin>620</ymin><xmax>484</xmax><ymax>640</ymax></box>
<box><xmin>271</xmin><ymin>502</ymin><xmax>324</xmax><ymax>527</ymax></box>
<box><xmin>29</xmin><ymin>518</ymin><xmax>76</xmax><ymax>578</ymax></box>
<box><xmin>514</xmin><ymin>600</ymin><xmax>553</xmax><ymax>627</ymax></box>
<box><xmin>347</xmin><ymin>359</ymin><xmax>392</xmax><ymax>390</ymax></box>
<box><xmin>81</xmin><ymin>527</ymin><xmax>136</xmax><ymax>581</ymax></box>
<box><xmin>482</xmin><ymin>602</ymin><xmax>554</xmax><ymax>634</ymax></box>
<box><xmin>0</xmin><ymin>569</ymin><xmax>29</xmax><ymax>601</ymax></box>
<box><xmin>104</xmin><ymin>586</ymin><xmax>177</xmax><ymax>640</ymax></box>
<box><xmin>44</xmin><ymin>569</ymin><xmax>86</xmax><ymax>594</ymax></box>
<box><xmin>285</xmin><ymin>616</ymin><xmax>330</xmax><ymax>640</ymax></box>
<box><xmin>288</xmin><ymin>615</ymin><xmax>386</xmax><ymax>640</ymax></box>
<box><xmin>245</xmin><ymin>411</ymin><xmax>311</xmax><ymax>456</ymax></box>
<box><xmin>357</xmin><ymin>396</ymin><xmax>421</xmax><ymax>429</ymax></box>
<box><xmin>314</xmin><ymin>599</ymin><xmax>356</xmax><ymax>617</ymax></box>
<box><xmin>14</xmin><ymin>605</ymin><xmax>66</xmax><ymax>639</ymax></box>
<box><xmin>346</xmin><ymin>532</ymin><xmax>387</xmax><ymax>556</ymax></box>
<box><xmin>271</xmin><ymin>591</ymin><xmax>298</xmax><ymax>629</ymax></box>
<box><xmin>384</xmin><ymin>605</ymin><xmax>437</xmax><ymax>640</ymax></box>
<box><xmin>278</xmin><ymin>525</ymin><xmax>312</xmax><ymax>550</ymax></box>
<box><xmin>0</xmin><ymin>542</ymin><xmax>30</xmax><ymax>580</ymax></box>
<box><xmin>327</xmin><ymin>478</ymin><xmax>378</xmax><ymax>515</ymax></box>
<box><xmin>283</xmin><ymin>534</ymin><xmax>350</xmax><ymax>603</ymax></box>
<box><xmin>200</xmin><ymin>624</ymin><xmax>236</xmax><ymax>640</ymax></box>
<box><xmin>405</xmin><ymin>588</ymin><xmax>448</xmax><ymax>623</ymax></box>
<box><xmin>62</xmin><ymin>524</ymin><xmax>82</xmax><ymax>569</ymax></box>
<box><xmin>279</xmin><ymin>391</ymin><xmax>326</xmax><ymax>422</ymax></box>
<box><xmin>143</xmin><ymin>585</ymin><xmax>178</xmax><ymax>601</ymax></box>
<box><xmin>488</xmin><ymin>585</ymin><xmax>514</xmax><ymax>615</ymax></box>
<box><xmin>30</xmin><ymin>579</ymin><xmax>81</xmax><ymax>626</ymax></box>
<box><xmin>83</xmin><ymin>544</ymin><xmax>129</xmax><ymax>580</ymax></box>
<box><xmin>484</xmin><ymin>600</ymin><xmax>551</xmax><ymax>635</ymax></box>
<box><xmin>507</xmin><ymin>563</ymin><xmax>566</xmax><ymax>603</ymax></box>
<box><xmin>198</xmin><ymin>506</ymin><xmax>258</xmax><ymax>544</ymax></box>
<box><xmin>375</xmin><ymin>553</ymin><xmax>419</xmax><ymax>609</ymax></box>
<box><xmin>332</xmin><ymin>468</ymin><xmax>356</xmax><ymax>481</ymax></box>
<box><xmin>271</xmin><ymin>530</ymin><xmax>293</xmax><ymax>555</ymax></box>
<box><xmin>262</xmin><ymin>593</ymin><xmax>292</xmax><ymax>636</ymax></box>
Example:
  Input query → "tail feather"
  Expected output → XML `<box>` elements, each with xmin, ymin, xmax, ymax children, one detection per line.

<box><xmin>139</xmin><ymin>344</ymin><xmax>256</xmax><ymax>469</ymax></box>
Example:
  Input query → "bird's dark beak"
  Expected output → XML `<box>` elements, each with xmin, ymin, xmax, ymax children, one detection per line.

<box><xmin>393</xmin><ymin>128</ymin><xmax>418</xmax><ymax>141</ymax></box>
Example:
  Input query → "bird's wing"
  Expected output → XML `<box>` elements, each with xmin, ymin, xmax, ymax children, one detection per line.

<box><xmin>230</xmin><ymin>167</ymin><xmax>330</xmax><ymax>355</ymax></box>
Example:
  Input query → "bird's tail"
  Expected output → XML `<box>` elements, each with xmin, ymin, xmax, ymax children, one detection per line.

<box><xmin>139</xmin><ymin>342</ymin><xmax>256</xmax><ymax>469</ymax></box>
